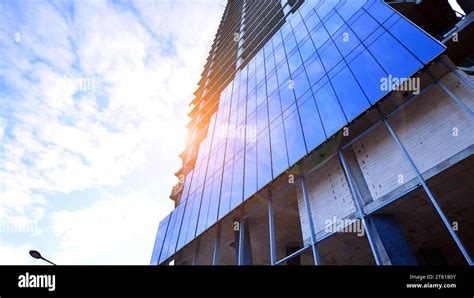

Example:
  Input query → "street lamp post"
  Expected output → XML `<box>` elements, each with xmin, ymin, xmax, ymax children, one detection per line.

<box><xmin>29</xmin><ymin>250</ymin><xmax>57</xmax><ymax>266</ymax></box>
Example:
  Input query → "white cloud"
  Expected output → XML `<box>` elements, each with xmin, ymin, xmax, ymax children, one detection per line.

<box><xmin>0</xmin><ymin>0</ymin><xmax>223</xmax><ymax>264</ymax></box>
<box><xmin>50</xmin><ymin>191</ymin><xmax>173</xmax><ymax>265</ymax></box>
<box><xmin>0</xmin><ymin>243</ymin><xmax>37</xmax><ymax>265</ymax></box>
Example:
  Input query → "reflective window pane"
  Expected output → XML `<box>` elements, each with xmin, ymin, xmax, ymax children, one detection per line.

<box><xmin>348</xmin><ymin>47</ymin><xmax>387</xmax><ymax>104</ymax></box>
<box><xmin>331</xmin><ymin>66</ymin><xmax>370</xmax><ymax>121</ymax></box>
<box><xmin>298</xmin><ymin>91</ymin><xmax>326</xmax><ymax>151</ymax></box>
<box><xmin>270</xmin><ymin>119</ymin><xmax>289</xmax><ymax>177</ymax></box>
<box><xmin>244</xmin><ymin>143</ymin><xmax>257</xmax><ymax>200</ymax></box>
<box><xmin>313</xmin><ymin>81</ymin><xmax>346</xmax><ymax>136</ymax></box>
<box><xmin>218</xmin><ymin>163</ymin><xmax>233</xmax><ymax>219</ymax></box>
<box><xmin>388</xmin><ymin>15</ymin><xmax>445</xmax><ymax>64</ymax></box>
<box><xmin>319</xmin><ymin>42</ymin><xmax>343</xmax><ymax>71</ymax></box>
<box><xmin>279</xmin><ymin>81</ymin><xmax>296</xmax><ymax>112</ymax></box>
<box><xmin>367</xmin><ymin>31</ymin><xmax>422</xmax><ymax>79</ymax></box>
<box><xmin>257</xmin><ymin>132</ymin><xmax>272</xmax><ymax>189</ymax></box>
<box><xmin>304</xmin><ymin>54</ymin><xmax>325</xmax><ymax>86</ymax></box>
<box><xmin>230</xmin><ymin>152</ymin><xmax>244</xmax><ymax>210</ymax></box>
<box><xmin>283</xmin><ymin>107</ymin><xmax>307</xmax><ymax>164</ymax></box>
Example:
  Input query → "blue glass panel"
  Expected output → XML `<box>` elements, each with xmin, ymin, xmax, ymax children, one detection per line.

<box><xmin>292</xmin><ymin>67</ymin><xmax>311</xmax><ymax>100</ymax></box>
<box><xmin>276</xmin><ymin>60</ymin><xmax>290</xmax><ymax>85</ymax></box>
<box><xmin>331</xmin><ymin>66</ymin><xmax>370</xmax><ymax>122</ymax></box>
<box><xmin>323</xmin><ymin>11</ymin><xmax>344</xmax><ymax>36</ymax></box>
<box><xmin>293</xmin><ymin>22</ymin><xmax>309</xmax><ymax>43</ymax></box>
<box><xmin>256</xmin><ymin>64</ymin><xmax>265</xmax><ymax>86</ymax></box>
<box><xmin>180</xmin><ymin>170</ymin><xmax>193</xmax><ymax>202</ymax></box>
<box><xmin>185</xmin><ymin>196</ymin><xmax>201</xmax><ymax>244</ymax></box>
<box><xmin>257</xmin><ymin>133</ymin><xmax>272</xmax><ymax>189</ymax></box>
<box><xmin>214</xmin><ymin>144</ymin><xmax>226</xmax><ymax>173</ymax></box>
<box><xmin>320</xmin><ymin>42</ymin><xmax>343</xmax><ymax>71</ymax></box>
<box><xmin>290</xmin><ymin>9</ymin><xmax>304</xmax><ymax>28</ymax></box>
<box><xmin>234</xmin><ymin>134</ymin><xmax>245</xmax><ymax>155</ymax></box>
<box><xmin>159</xmin><ymin>210</ymin><xmax>177</xmax><ymax>263</ymax></box>
<box><xmin>334</xmin><ymin>25</ymin><xmax>361</xmax><ymax>57</ymax></box>
<box><xmin>348</xmin><ymin>47</ymin><xmax>387</xmax><ymax>104</ymax></box>
<box><xmin>304</xmin><ymin>54</ymin><xmax>325</xmax><ymax>86</ymax></box>
<box><xmin>313</xmin><ymin>81</ymin><xmax>346</xmax><ymax>136</ymax></box>
<box><xmin>255</xmin><ymin>50</ymin><xmax>265</xmax><ymax>69</ymax></box>
<box><xmin>270</xmin><ymin>119</ymin><xmax>289</xmax><ymax>177</ymax></box>
<box><xmin>337</xmin><ymin>0</ymin><xmax>367</xmax><ymax>21</ymax></box>
<box><xmin>218</xmin><ymin>163</ymin><xmax>233</xmax><ymax>219</ymax></box>
<box><xmin>230</xmin><ymin>153</ymin><xmax>244</xmax><ymax>210</ymax></box>
<box><xmin>248</xmin><ymin>74</ymin><xmax>256</xmax><ymax>94</ymax></box>
<box><xmin>287</xmin><ymin>49</ymin><xmax>303</xmax><ymax>74</ymax></box>
<box><xmin>268</xmin><ymin>89</ymin><xmax>282</xmax><ymax>122</ymax></box>
<box><xmin>367</xmin><ymin>31</ymin><xmax>422</xmax><ymax>79</ymax></box>
<box><xmin>247</xmin><ymin>111</ymin><xmax>256</xmax><ymax>138</ymax></box>
<box><xmin>247</xmin><ymin>90</ymin><xmax>257</xmax><ymax>115</ymax></box>
<box><xmin>256</xmin><ymin>81</ymin><xmax>266</xmax><ymax>107</ymax></box>
<box><xmin>283</xmin><ymin>107</ymin><xmax>307</xmax><ymax>164</ymax></box>
<box><xmin>298</xmin><ymin>91</ymin><xmax>326</xmax><ymax>151</ymax></box>
<box><xmin>281</xmin><ymin>22</ymin><xmax>293</xmax><ymax>41</ymax></box>
<box><xmin>309</xmin><ymin>23</ymin><xmax>330</xmax><ymax>49</ymax></box>
<box><xmin>237</xmin><ymin>96</ymin><xmax>247</xmax><ymax>124</ymax></box>
<box><xmin>388</xmin><ymin>15</ymin><xmax>445</xmax><ymax>64</ymax></box>
<box><xmin>176</xmin><ymin>193</ymin><xmax>194</xmax><ymax>250</ymax></box>
<box><xmin>366</xmin><ymin>0</ymin><xmax>393</xmax><ymax>23</ymax></box>
<box><xmin>272</xmin><ymin>28</ymin><xmax>284</xmax><ymax>46</ymax></box>
<box><xmin>256</xmin><ymin>102</ymin><xmax>268</xmax><ymax>134</ymax></box>
<box><xmin>206</xmin><ymin>174</ymin><xmax>221</xmax><ymax>228</ymax></box>
<box><xmin>244</xmin><ymin>143</ymin><xmax>257</xmax><ymax>200</ymax></box>
<box><xmin>225</xmin><ymin>133</ymin><xmax>236</xmax><ymax>163</ymax></box>
<box><xmin>279</xmin><ymin>81</ymin><xmax>296</xmax><ymax>112</ymax></box>
<box><xmin>264</xmin><ymin>41</ymin><xmax>273</xmax><ymax>61</ymax></box>
<box><xmin>267</xmin><ymin>71</ymin><xmax>278</xmax><ymax>94</ymax></box>
<box><xmin>274</xmin><ymin>44</ymin><xmax>286</xmax><ymax>65</ymax></box>
<box><xmin>265</xmin><ymin>53</ymin><xmax>276</xmax><ymax>74</ymax></box>
<box><xmin>298</xmin><ymin>36</ymin><xmax>316</xmax><ymax>62</ymax></box>
<box><xmin>151</xmin><ymin>214</ymin><xmax>170</xmax><ymax>264</ymax></box>
<box><xmin>167</xmin><ymin>204</ymin><xmax>185</xmax><ymax>258</ymax></box>
<box><xmin>284</xmin><ymin>32</ymin><xmax>298</xmax><ymax>53</ymax></box>
<box><xmin>304</xmin><ymin>10</ymin><xmax>320</xmax><ymax>32</ymax></box>
<box><xmin>196</xmin><ymin>181</ymin><xmax>212</xmax><ymax>236</ymax></box>
<box><xmin>349</xmin><ymin>10</ymin><xmax>378</xmax><ymax>41</ymax></box>
<box><xmin>316</xmin><ymin>0</ymin><xmax>339</xmax><ymax>19</ymax></box>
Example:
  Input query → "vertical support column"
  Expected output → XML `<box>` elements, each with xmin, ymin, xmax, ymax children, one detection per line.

<box><xmin>381</xmin><ymin>114</ymin><xmax>473</xmax><ymax>265</ymax></box>
<box><xmin>191</xmin><ymin>239</ymin><xmax>201</xmax><ymax>266</ymax></box>
<box><xmin>268</xmin><ymin>197</ymin><xmax>277</xmax><ymax>265</ymax></box>
<box><xmin>299</xmin><ymin>176</ymin><xmax>320</xmax><ymax>265</ymax></box>
<box><xmin>237</xmin><ymin>218</ymin><xmax>253</xmax><ymax>265</ymax></box>
<box><xmin>212</xmin><ymin>223</ymin><xmax>221</xmax><ymax>266</ymax></box>
<box><xmin>338</xmin><ymin>150</ymin><xmax>384</xmax><ymax>265</ymax></box>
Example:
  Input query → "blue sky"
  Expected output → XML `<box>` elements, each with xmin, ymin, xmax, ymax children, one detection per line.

<box><xmin>0</xmin><ymin>0</ymin><xmax>224</xmax><ymax>265</ymax></box>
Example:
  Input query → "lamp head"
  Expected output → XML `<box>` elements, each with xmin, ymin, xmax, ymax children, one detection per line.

<box><xmin>29</xmin><ymin>250</ymin><xmax>42</xmax><ymax>259</ymax></box>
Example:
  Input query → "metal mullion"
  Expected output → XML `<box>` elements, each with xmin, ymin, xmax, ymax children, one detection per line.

<box><xmin>380</xmin><ymin>110</ymin><xmax>474</xmax><ymax>265</ymax></box>
<box><xmin>299</xmin><ymin>176</ymin><xmax>321</xmax><ymax>265</ymax></box>
<box><xmin>268</xmin><ymin>197</ymin><xmax>277</xmax><ymax>265</ymax></box>
<box><xmin>212</xmin><ymin>223</ymin><xmax>222</xmax><ymax>265</ymax></box>
<box><xmin>338</xmin><ymin>150</ymin><xmax>383</xmax><ymax>265</ymax></box>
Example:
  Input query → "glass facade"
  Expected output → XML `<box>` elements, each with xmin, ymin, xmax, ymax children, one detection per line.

<box><xmin>153</xmin><ymin>0</ymin><xmax>447</xmax><ymax>264</ymax></box>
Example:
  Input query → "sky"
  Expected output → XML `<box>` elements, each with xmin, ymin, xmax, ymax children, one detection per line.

<box><xmin>0</xmin><ymin>0</ymin><xmax>225</xmax><ymax>265</ymax></box>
